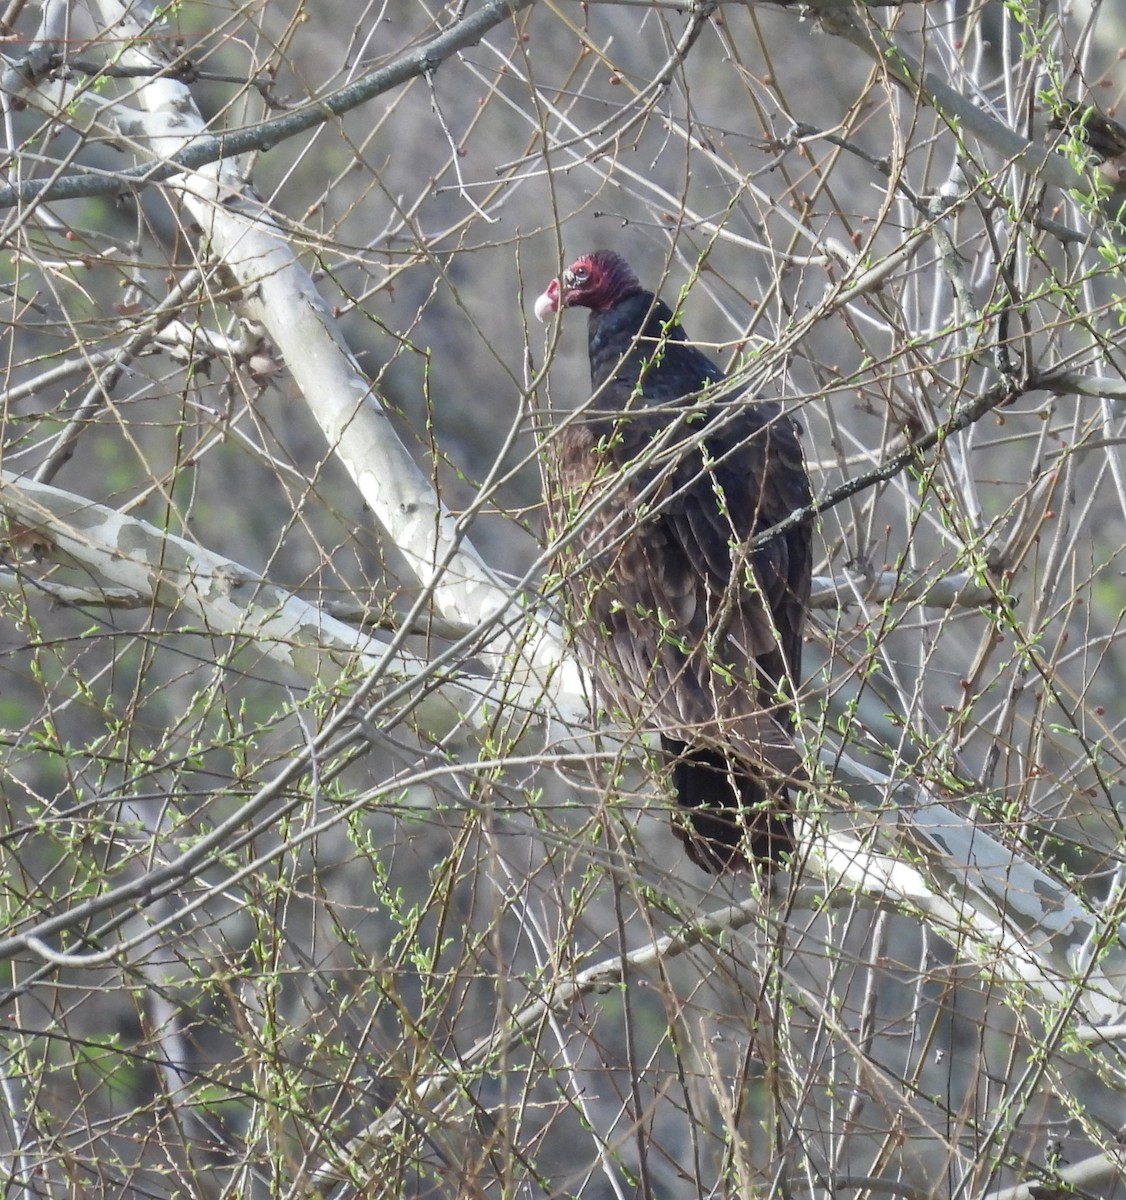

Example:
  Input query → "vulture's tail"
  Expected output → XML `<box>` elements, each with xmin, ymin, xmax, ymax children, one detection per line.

<box><xmin>662</xmin><ymin>738</ymin><xmax>794</xmax><ymax>873</ymax></box>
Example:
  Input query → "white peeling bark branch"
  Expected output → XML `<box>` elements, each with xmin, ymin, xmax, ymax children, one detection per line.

<box><xmin>981</xmin><ymin>1150</ymin><xmax>1126</xmax><ymax>1200</ymax></box>
<box><xmin>0</xmin><ymin>0</ymin><xmax>1109</xmax><ymax>1067</ymax></box>
<box><xmin>0</xmin><ymin>0</ymin><xmax>540</xmax><ymax>211</ymax></box>
<box><xmin>830</xmin><ymin>753</ymin><xmax>1126</xmax><ymax>1021</ymax></box>
<box><xmin>5</xmin><ymin>473</ymin><xmax>1123</xmax><ymax>1085</ymax></box>
<box><xmin>314</xmin><ymin>814</ymin><xmax>1119</xmax><ymax>1183</ymax></box>
<box><xmin>808</xmin><ymin>0</ymin><xmax>1084</xmax><ymax>193</ymax></box>
<box><xmin>72</xmin><ymin>0</ymin><xmax>581</xmax><ymax>709</ymax></box>
<box><xmin>0</xmin><ymin>566</ymin><xmax>1000</xmax><ymax>616</ymax></box>
<box><xmin>0</xmin><ymin>470</ymin><xmax>506</xmax><ymax>741</ymax></box>
<box><xmin>810</xmin><ymin>570</ymin><xmax>994</xmax><ymax>609</ymax></box>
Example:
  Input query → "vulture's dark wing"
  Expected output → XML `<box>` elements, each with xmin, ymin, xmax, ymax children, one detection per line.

<box><xmin>546</xmin><ymin>288</ymin><xmax>811</xmax><ymax>868</ymax></box>
<box><xmin>551</xmin><ymin>387</ymin><xmax>811</xmax><ymax>777</ymax></box>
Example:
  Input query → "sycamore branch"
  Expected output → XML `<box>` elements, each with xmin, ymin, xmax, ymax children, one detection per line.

<box><xmin>0</xmin><ymin>0</ymin><xmax>1090</xmax><ymax>216</ymax></box>
<box><xmin>4</xmin><ymin>0</ymin><xmax>585</xmax><ymax>724</ymax></box>
<box><xmin>0</xmin><ymin>0</ymin><xmax>1120</xmax><ymax>1113</ymax></box>
<box><xmin>0</xmin><ymin>560</ymin><xmax>1000</xmax><ymax>619</ymax></box>
<box><xmin>6</xmin><ymin>471</ymin><xmax>1124</xmax><ymax>1026</ymax></box>
<box><xmin>982</xmin><ymin>1151</ymin><xmax>1126</xmax><ymax>1200</ymax></box>
<box><xmin>808</xmin><ymin>0</ymin><xmax>1084</xmax><ymax>192</ymax></box>
<box><xmin>0</xmin><ymin>0</ymin><xmax>538</xmax><ymax>210</ymax></box>
<box><xmin>313</xmin><ymin>814</ymin><xmax>1126</xmax><ymax>1183</ymax></box>
<box><xmin>0</xmin><ymin>469</ymin><xmax>500</xmax><ymax>739</ymax></box>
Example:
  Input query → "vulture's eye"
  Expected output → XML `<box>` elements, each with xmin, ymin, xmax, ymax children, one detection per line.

<box><xmin>567</xmin><ymin>266</ymin><xmax>590</xmax><ymax>287</ymax></box>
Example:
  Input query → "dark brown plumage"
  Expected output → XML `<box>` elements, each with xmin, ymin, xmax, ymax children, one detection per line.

<box><xmin>535</xmin><ymin>250</ymin><xmax>812</xmax><ymax>872</ymax></box>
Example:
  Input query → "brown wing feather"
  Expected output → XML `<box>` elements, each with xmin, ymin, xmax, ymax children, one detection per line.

<box><xmin>547</xmin><ymin>398</ymin><xmax>811</xmax><ymax>868</ymax></box>
<box><xmin>542</xmin><ymin>274</ymin><xmax>811</xmax><ymax>871</ymax></box>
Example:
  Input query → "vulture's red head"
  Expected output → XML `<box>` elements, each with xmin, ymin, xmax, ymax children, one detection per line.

<box><xmin>534</xmin><ymin>250</ymin><xmax>642</xmax><ymax>320</ymax></box>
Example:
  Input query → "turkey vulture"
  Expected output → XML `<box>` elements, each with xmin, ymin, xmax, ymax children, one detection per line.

<box><xmin>534</xmin><ymin>250</ymin><xmax>812</xmax><ymax>872</ymax></box>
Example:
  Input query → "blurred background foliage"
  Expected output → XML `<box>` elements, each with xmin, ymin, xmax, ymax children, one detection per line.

<box><xmin>0</xmin><ymin>0</ymin><xmax>1124</xmax><ymax>1196</ymax></box>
